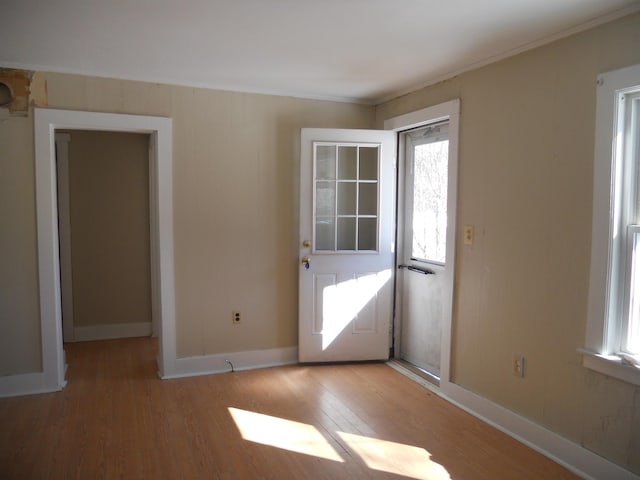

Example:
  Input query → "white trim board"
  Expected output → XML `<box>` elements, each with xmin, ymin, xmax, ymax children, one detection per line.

<box><xmin>72</xmin><ymin>323</ymin><xmax>153</xmax><ymax>343</ymax></box>
<box><xmin>0</xmin><ymin>372</ymin><xmax>60</xmax><ymax>398</ymax></box>
<box><xmin>388</xmin><ymin>362</ymin><xmax>639</xmax><ymax>480</ymax></box>
<box><xmin>163</xmin><ymin>346</ymin><xmax>298</xmax><ymax>379</ymax></box>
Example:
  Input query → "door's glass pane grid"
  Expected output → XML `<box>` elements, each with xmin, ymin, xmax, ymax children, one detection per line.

<box><xmin>316</xmin><ymin>145</ymin><xmax>336</xmax><ymax>180</ymax></box>
<box><xmin>358</xmin><ymin>183</ymin><xmax>377</xmax><ymax>216</ymax></box>
<box><xmin>358</xmin><ymin>218</ymin><xmax>377</xmax><ymax>251</ymax></box>
<box><xmin>314</xmin><ymin>144</ymin><xmax>380</xmax><ymax>252</ymax></box>
<box><xmin>338</xmin><ymin>146</ymin><xmax>357</xmax><ymax>180</ymax></box>
<box><xmin>316</xmin><ymin>217</ymin><xmax>335</xmax><ymax>251</ymax></box>
<box><xmin>337</xmin><ymin>217</ymin><xmax>356</xmax><ymax>250</ymax></box>
<box><xmin>411</xmin><ymin>140</ymin><xmax>448</xmax><ymax>263</ymax></box>
<box><xmin>359</xmin><ymin>147</ymin><xmax>379</xmax><ymax>181</ymax></box>
<box><xmin>337</xmin><ymin>182</ymin><xmax>356</xmax><ymax>215</ymax></box>
<box><xmin>316</xmin><ymin>181</ymin><xmax>336</xmax><ymax>217</ymax></box>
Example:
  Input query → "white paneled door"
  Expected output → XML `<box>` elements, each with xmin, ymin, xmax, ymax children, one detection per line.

<box><xmin>299</xmin><ymin>129</ymin><xmax>396</xmax><ymax>362</ymax></box>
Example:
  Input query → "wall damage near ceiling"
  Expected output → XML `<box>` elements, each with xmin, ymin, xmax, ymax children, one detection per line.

<box><xmin>0</xmin><ymin>68</ymin><xmax>47</xmax><ymax>115</ymax></box>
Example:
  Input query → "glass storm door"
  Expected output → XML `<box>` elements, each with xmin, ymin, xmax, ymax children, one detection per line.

<box><xmin>397</xmin><ymin>122</ymin><xmax>450</xmax><ymax>380</ymax></box>
<box><xmin>299</xmin><ymin>128</ymin><xmax>396</xmax><ymax>362</ymax></box>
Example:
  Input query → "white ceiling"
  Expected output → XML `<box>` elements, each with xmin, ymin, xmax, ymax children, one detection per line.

<box><xmin>1</xmin><ymin>0</ymin><xmax>639</xmax><ymax>104</ymax></box>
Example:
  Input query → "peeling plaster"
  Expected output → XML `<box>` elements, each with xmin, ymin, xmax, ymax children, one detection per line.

<box><xmin>30</xmin><ymin>72</ymin><xmax>48</xmax><ymax>108</ymax></box>
<box><xmin>0</xmin><ymin>68</ymin><xmax>47</xmax><ymax>115</ymax></box>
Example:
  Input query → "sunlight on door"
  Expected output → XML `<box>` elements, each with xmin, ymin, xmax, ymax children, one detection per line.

<box><xmin>229</xmin><ymin>407</ymin><xmax>451</xmax><ymax>480</ymax></box>
<box><xmin>299</xmin><ymin>129</ymin><xmax>395</xmax><ymax>362</ymax></box>
<box><xmin>321</xmin><ymin>269</ymin><xmax>392</xmax><ymax>350</ymax></box>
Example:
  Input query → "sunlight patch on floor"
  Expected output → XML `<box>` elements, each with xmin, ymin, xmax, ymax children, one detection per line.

<box><xmin>228</xmin><ymin>407</ymin><xmax>343</xmax><ymax>462</ymax></box>
<box><xmin>338</xmin><ymin>431</ymin><xmax>451</xmax><ymax>480</ymax></box>
<box><xmin>229</xmin><ymin>406</ymin><xmax>451</xmax><ymax>480</ymax></box>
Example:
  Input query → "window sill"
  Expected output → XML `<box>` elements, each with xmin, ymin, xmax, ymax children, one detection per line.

<box><xmin>579</xmin><ymin>349</ymin><xmax>640</xmax><ymax>386</ymax></box>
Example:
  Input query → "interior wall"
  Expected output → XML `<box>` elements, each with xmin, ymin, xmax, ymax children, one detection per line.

<box><xmin>0</xmin><ymin>73</ymin><xmax>374</xmax><ymax>373</ymax></box>
<box><xmin>376</xmin><ymin>12</ymin><xmax>640</xmax><ymax>474</ymax></box>
<box><xmin>0</xmin><ymin>116</ymin><xmax>41</xmax><ymax>376</ymax></box>
<box><xmin>65</xmin><ymin>130</ymin><xmax>151</xmax><ymax>330</ymax></box>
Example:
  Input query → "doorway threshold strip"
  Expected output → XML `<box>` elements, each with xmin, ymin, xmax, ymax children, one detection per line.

<box><xmin>386</xmin><ymin>360</ymin><xmax>440</xmax><ymax>394</ymax></box>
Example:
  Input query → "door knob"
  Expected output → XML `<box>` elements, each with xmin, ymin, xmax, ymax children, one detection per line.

<box><xmin>301</xmin><ymin>256</ymin><xmax>310</xmax><ymax>269</ymax></box>
<box><xmin>302</xmin><ymin>240</ymin><xmax>311</xmax><ymax>248</ymax></box>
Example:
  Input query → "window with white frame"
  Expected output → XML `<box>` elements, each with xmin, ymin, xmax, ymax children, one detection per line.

<box><xmin>585</xmin><ymin>63</ymin><xmax>640</xmax><ymax>385</ymax></box>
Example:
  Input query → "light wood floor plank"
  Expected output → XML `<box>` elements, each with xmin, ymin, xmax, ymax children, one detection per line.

<box><xmin>0</xmin><ymin>338</ymin><xmax>580</xmax><ymax>479</ymax></box>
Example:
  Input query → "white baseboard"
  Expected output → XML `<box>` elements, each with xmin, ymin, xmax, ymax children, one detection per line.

<box><xmin>0</xmin><ymin>372</ymin><xmax>65</xmax><ymax>398</ymax></box>
<box><xmin>72</xmin><ymin>322</ymin><xmax>152</xmax><ymax>342</ymax></box>
<box><xmin>387</xmin><ymin>362</ymin><xmax>639</xmax><ymax>480</ymax></box>
<box><xmin>161</xmin><ymin>346</ymin><xmax>298</xmax><ymax>379</ymax></box>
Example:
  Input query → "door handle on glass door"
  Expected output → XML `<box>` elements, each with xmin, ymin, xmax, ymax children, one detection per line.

<box><xmin>301</xmin><ymin>256</ymin><xmax>310</xmax><ymax>269</ymax></box>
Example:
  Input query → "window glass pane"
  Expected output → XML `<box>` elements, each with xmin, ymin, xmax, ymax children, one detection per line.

<box><xmin>627</xmin><ymin>98</ymin><xmax>640</xmax><ymax>353</ymax></box>
<box><xmin>359</xmin><ymin>183</ymin><xmax>377</xmax><ymax>216</ymax></box>
<box><xmin>337</xmin><ymin>182</ymin><xmax>356</xmax><ymax>215</ymax></box>
<box><xmin>316</xmin><ymin>145</ymin><xmax>336</xmax><ymax>180</ymax></box>
<box><xmin>315</xmin><ymin>217</ymin><xmax>335</xmax><ymax>251</ymax></box>
<box><xmin>338</xmin><ymin>146</ymin><xmax>357</xmax><ymax>180</ymax></box>
<box><xmin>358</xmin><ymin>218</ymin><xmax>377</xmax><ymax>251</ymax></box>
<box><xmin>631</xmin><ymin>97</ymin><xmax>640</xmax><ymax>223</ymax></box>
<box><xmin>359</xmin><ymin>147</ymin><xmax>378</xmax><ymax>180</ymax></box>
<box><xmin>337</xmin><ymin>217</ymin><xmax>356</xmax><ymax>250</ymax></box>
<box><xmin>412</xmin><ymin>140</ymin><xmax>449</xmax><ymax>263</ymax></box>
<box><xmin>627</xmin><ymin>233</ymin><xmax>640</xmax><ymax>354</ymax></box>
<box><xmin>315</xmin><ymin>181</ymin><xmax>335</xmax><ymax>217</ymax></box>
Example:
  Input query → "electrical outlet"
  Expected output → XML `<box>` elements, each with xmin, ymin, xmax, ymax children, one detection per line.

<box><xmin>513</xmin><ymin>355</ymin><xmax>525</xmax><ymax>377</ymax></box>
<box><xmin>232</xmin><ymin>311</ymin><xmax>241</xmax><ymax>324</ymax></box>
<box><xmin>463</xmin><ymin>225</ymin><xmax>474</xmax><ymax>245</ymax></box>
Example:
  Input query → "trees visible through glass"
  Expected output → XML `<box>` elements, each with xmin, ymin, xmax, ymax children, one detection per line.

<box><xmin>412</xmin><ymin>140</ymin><xmax>448</xmax><ymax>263</ymax></box>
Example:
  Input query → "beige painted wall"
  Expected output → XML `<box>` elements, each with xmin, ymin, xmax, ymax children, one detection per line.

<box><xmin>65</xmin><ymin>130</ymin><xmax>151</xmax><ymax>328</ymax></box>
<box><xmin>0</xmin><ymin>73</ymin><xmax>374</xmax><ymax>372</ymax></box>
<box><xmin>0</xmin><ymin>116</ymin><xmax>41</xmax><ymax>375</ymax></box>
<box><xmin>377</xmin><ymin>12</ymin><xmax>640</xmax><ymax>473</ymax></box>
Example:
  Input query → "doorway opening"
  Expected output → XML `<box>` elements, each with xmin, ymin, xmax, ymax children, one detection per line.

<box><xmin>384</xmin><ymin>100</ymin><xmax>460</xmax><ymax>387</ymax></box>
<box><xmin>55</xmin><ymin>130</ymin><xmax>153</xmax><ymax>344</ymax></box>
<box><xmin>34</xmin><ymin>108</ymin><xmax>176</xmax><ymax>392</ymax></box>
<box><xmin>395</xmin><ymin>121</ymin><xmax>450</xmax><ymax>383</ymax></box>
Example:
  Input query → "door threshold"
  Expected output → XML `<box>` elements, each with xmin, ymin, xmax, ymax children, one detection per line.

<box><xmin>390</xmin><ymin>359</ymin><xmax>440</xmax><ymax>387</ymax></box>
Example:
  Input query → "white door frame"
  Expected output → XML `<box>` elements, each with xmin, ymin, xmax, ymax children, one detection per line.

<box><xmin>384</xmin><ymin>99</ymin><xmax>460</xmax><ymax>385</ymax></box>
<box><xmin>34</xmin><ymin>108</ymin><xmax>177</xmax><ymax>391</ymax></box>
<box><xmin>54</xmin><ymin>133</ymin><xmax>75</xmax><ymax>343</ymax></box>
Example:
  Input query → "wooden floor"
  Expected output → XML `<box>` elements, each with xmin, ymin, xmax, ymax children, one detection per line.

<box><xmin>0</xmin><ymin>338</ymin><xmax>580</xmax><ymax>480</ymax></box>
